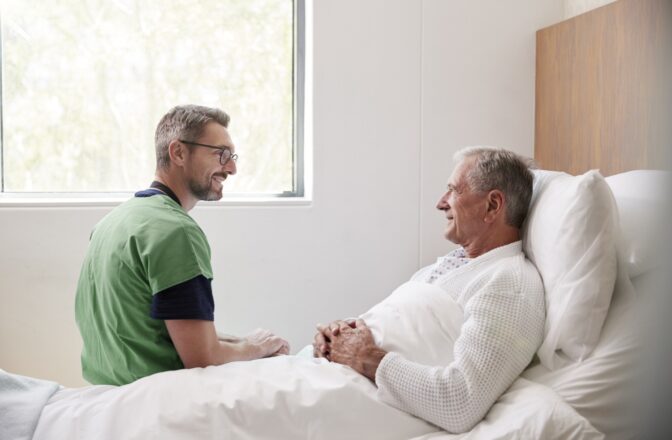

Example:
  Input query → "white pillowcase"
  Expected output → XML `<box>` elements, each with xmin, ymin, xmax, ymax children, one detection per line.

<box><xmin>522</xmin><ymin>170</ymin><xmax>618</xmax><ymax>370</ymax></box>
<box><xmin>605</xmin><ymin>170</ymin><xmax>672</xmax><ymax>278</ymax></box>
<box><xmin>522</xmin><ymin>265</ymin><xmax>638</xmax><ymax>440</ymax></box>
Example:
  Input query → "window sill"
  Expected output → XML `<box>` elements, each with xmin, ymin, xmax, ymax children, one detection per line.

<box><xmin>0</xmin><ymin>194</ymin><xmax>313</xmax><ymax>208</ymax></box>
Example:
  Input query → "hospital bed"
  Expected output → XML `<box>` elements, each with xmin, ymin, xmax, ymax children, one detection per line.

<box><xmin>2</xmin><ymin>0</ymin><xmax>670</xmax><ymax>438</ymax></box>
<box><xmin>3</xmin><ymin>166</ymin><xmax>666</xmax><ymax>440</ymax></box>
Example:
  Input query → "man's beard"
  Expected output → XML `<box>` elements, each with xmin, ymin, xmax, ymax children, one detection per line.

<box><xmin>188</xmin><ymin>175</ymin><xmax>223</xmax><ymax>201</ymax></box>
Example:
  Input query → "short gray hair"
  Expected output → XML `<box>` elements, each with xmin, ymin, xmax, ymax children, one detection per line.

<box><xmin>454</xmin><ymin>146</ymin><xmax>535</xmax><ymax>228</ymax></box>
<box><xmin>154</xmin><ymin>105</ymin><xmax>230</xmax><ymax>169</ymax></box>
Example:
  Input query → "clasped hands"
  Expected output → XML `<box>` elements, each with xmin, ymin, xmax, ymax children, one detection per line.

<box><xmin>312</xmin><ymin>318</ymin><xmax>387</xmax><ymax>382</ymax></box>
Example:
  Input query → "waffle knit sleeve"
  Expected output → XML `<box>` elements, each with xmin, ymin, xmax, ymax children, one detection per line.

<box><xmin>375</xmin><ymin>264</ymin><xmax>544</xmax><ymax>433</ymax></box>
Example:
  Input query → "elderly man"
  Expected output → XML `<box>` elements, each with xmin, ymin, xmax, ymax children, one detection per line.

<box><xmin>313</xmin><ymin>147</ymin><xmax>545</xmax><ymax>433</ymax></box>
<box><xmin>76</xmin><ymin>105</ymin><xmax>289</xmax><ymax>386</ymax></box>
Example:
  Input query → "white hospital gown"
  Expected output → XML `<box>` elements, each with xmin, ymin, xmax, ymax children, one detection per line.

<box><xmin>375</xmin><ymin>241</ymin><xmax>545</xmax><ymax>434</ymax></box>
<box><xmin>413</xmin><ymin>247</ymin><xmax>471</xmax><ymax>283</ymax></box>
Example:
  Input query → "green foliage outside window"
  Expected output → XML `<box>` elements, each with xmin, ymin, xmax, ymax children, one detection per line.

<box><xmin>1</xmin><ymin>0</ymin><xmax>294</xmax><ymax>194</ymax></box>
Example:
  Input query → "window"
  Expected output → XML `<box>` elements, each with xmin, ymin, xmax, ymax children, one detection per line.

<box><xmin>0</xmin><ymin>0</ymin><xmax>304</xmax><ymax>198</ymax></box>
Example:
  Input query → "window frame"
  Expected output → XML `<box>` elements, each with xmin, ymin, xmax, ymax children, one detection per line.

<box><xmin>0</xmin><ymin>0</ymin><xmax>306</xmax><ymax>206</ymax></box>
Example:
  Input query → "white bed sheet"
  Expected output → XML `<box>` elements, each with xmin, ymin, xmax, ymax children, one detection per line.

<box><xmin>33</xmin><ymin>362</ymin><xmax>602</xmax><ymax>440</ymax></box>
<box><xmin>34</xmin><ymin>356</ymin><xmax>439</xmax><ymax>440</ymax></box>
<box><xmin>32</xmin><ymin>282</ymin><xmax>601</xmax><ymax>440</ymax></box>
<box><xmin>410</xmin><ymin>378</ymin><xmax>604</xmax><ymax>440</ymax></box>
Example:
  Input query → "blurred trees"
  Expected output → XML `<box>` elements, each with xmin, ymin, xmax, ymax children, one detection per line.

<box><xmin>1</xmin><ymin>0</ymin><xmax>294</xmax><ymax>194</ymax></box>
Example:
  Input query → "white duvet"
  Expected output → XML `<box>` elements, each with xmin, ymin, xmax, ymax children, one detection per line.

<box><xmin>33</xmin><ymin>282</ymin><xmax>602</xmax><ymax>440</ymax></box>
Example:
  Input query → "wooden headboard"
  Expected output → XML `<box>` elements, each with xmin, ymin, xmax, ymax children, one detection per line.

<box><xmin>534</xmin><ymin>0</ymin><xmax>671</xmax><ymax>176</ymax></box>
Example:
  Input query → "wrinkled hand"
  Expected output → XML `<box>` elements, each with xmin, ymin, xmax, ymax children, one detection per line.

<box><xmin>313</xmin><ymin>319</ymin><xmax>357</xmax><ymax>359</ymax></box>
<box><xmin>244</xmin><ymin>328</ymin><xmax>290</xmax><ymax>358</ymax></box>
<box><xmin>328</xmin><ymin>319</ymin><xmax>387</xmax><ymax>382</ymax></box>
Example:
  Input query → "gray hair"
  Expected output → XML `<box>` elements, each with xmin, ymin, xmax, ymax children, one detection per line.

<box><xmin>454</xmin><ymin>146</ymin><xmax>535</xmax><ymax>228</ymax></box>
<box><xmin>154</xmin><ymin>105</ymin><xmax>230</xmax><ymax>169</ymax></box>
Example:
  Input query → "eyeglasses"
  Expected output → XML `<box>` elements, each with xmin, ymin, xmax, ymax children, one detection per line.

<box><xmin>179</xmin><ymin>140</ymin><xmax>238</xmax><ymax>166</ymax></box>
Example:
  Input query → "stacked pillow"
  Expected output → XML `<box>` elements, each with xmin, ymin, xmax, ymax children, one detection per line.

<box><xmin>522</xmin><ymin>170</ymin><xmax>618</xmax><ymax>370</ymax></box>
<box><xmin>521</xmin><ymin>169</ymin><xmax>670</xmax><ymax>437</ymax></box>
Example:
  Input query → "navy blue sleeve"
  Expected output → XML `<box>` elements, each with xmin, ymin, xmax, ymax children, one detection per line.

<box><xmin>150</xmin><ymin>275</ymin><xmax>215</xmax><ymax>320</ymax></box>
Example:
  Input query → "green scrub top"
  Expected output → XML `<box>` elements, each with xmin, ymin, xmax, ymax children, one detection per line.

<box><xmin>75</xmin><ymin>195</ymin><xmax>212</xmax><ymax>385</ymax></box>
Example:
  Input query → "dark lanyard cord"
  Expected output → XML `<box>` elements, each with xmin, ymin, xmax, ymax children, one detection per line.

<box><xmin>149</xmin><ymin>181</ymin><xmax>181</xmax><ymax>207</ymax></box>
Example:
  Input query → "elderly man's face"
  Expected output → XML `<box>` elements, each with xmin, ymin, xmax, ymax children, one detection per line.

<box><xmin>436</xmin><ymin>158</ymin><xmax>488</xmax><ymax>246</ymax></box>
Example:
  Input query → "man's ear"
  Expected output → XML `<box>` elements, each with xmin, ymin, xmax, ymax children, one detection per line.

<box><xmin>484</xmin><ymin>190</ymin><xmax>505</xmax><ymax>223</ymax></box>
<box><xmin>168</xmin><ymin>140</ymin><xmax>187</xmax><ymax>167</ymax></box>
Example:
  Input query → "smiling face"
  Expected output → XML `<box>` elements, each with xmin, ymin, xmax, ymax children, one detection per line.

<box><xmin>183</xmin><ymin>122</ymin><xmax>237</xmax><ymax>201</ymax></box>
<box><xmin>436</xmin><ymin>157</ymin><xmax>489</xmax><ymax>247</ymax></box>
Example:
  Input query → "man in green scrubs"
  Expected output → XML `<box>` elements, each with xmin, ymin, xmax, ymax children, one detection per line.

<box><xmin>75</xmin><ymin>105</ymin><xmax>289</xmax><ymax>385</ymax></box>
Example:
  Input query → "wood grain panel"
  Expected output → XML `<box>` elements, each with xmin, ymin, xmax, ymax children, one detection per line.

<box><xmin>535</xmin><ymin>0</ymin><xmax>671</xmax><ymax>175</ymax></box>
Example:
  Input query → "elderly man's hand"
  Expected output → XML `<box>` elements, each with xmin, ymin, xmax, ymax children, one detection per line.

<box><xmin>313</xmin><ymin>319</ymin><xmax>356</xmax><ymax>359</ymax></box>
<box><xmin>328</xmin><ymin>319</ymin><xmax>387</xmax><ymax>382</ymax></box>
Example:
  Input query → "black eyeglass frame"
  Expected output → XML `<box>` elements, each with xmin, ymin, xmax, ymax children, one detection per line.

<box><xmin>179</xmin><ymin>139</ymin><xmax>238</xmax><ymax>166</ymax></box>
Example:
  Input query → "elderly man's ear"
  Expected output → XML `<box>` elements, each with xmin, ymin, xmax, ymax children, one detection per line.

<box><xmin>484</xmin><ymin>190</ymin><xmax>505</xmax><ymax>223</ymax></box>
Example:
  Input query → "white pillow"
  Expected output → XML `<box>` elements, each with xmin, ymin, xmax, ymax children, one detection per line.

<box><xmin>522</xmin><ymin>170</ymin><xmax>618</xmax><ymax>370</ymax></box>
<box><xmin>605</xmin><ymin>170</ymin><xmax>672</xmax><ymax>278</ymax></box>
<box><xmin>522</xmin><ymin>265</ymin><xmax>638</xmax><ymax>439</ymax></box>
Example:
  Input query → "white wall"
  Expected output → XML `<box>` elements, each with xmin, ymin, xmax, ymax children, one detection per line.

<box><xmin>563</xmin><ymin>0</ymin><xmax>617</xmax><ymax>19</ymax></box>
<box><xmin>419</xmin><ymin>0</ymin><xmax>562</xmax><ymax>263</ymax></box>
<box><xmin>0</xmin><ymin>0</ymin><xmax>563</xmax><ymax>387</ymax></box>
